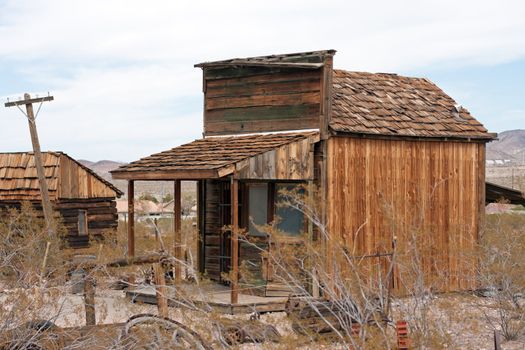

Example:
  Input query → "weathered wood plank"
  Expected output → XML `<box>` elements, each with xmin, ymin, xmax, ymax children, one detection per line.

<box><xmin>203</xmin><ymin>67</ymin><xmax>322</xmax><ymax>135</ymax></box>
<box><xmin>205</xmin><ymin>104</ymin><xmax>320</xmax><ymax>122</ymax></box>
<box><xmin>325</xmin><ymin>137</ymin><xmax>485</xmax><ymax>294</ymax></box>
<box><xmin>204</xmin><ymin>66</ymin><xmax>310</xmax><ymax>80</ymax></box>
<box><xmin>235</xmin><ymin>137</ymin><xmax>316</xmax><ymax>180</ymax></box>
<box><xmin>206</xmin><ymin>76</ymin><xmax>320</xmax><ymax>98</ymax></box>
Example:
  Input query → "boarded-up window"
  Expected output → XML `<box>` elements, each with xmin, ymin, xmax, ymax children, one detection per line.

<box><xmin>78</xmin><ymin>210</ymin><xmax>88</xmax><ymax>236</ymax></box>
<box><xmin>248</xmin><ymin>183</ymin><xmax>268</xmax><ymax>236</ymax></box>
<box><xmin>275</xmin><ymin>183</ymin><xmax>304</xmax><ymax>236</ymax></box>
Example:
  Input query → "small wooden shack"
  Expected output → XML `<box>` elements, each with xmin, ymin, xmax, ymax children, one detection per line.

<box><xmin>486</xmin><ymin>182</ymin><xmax>525</xmax><ymax>206</ymax></box>
<box><xmin>0</xmin><ymin>152</ymin><xmax>122</xmax><ymax>248</ymax></box>
<box><xmin>112</xmin><ymin>50</ymin><xmax>495</xmax><ymax>301</ymax></box>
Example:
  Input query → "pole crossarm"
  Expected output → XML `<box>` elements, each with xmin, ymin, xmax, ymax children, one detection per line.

<box><xmin>4</xmin><ymin>96</ymin><xmax>54</xmax><ymax>107</ymax></box>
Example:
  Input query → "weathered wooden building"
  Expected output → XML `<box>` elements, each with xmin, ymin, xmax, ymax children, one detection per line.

<box><xmin>111</xmin><ymin>50</ymin><xmax>495</xmax><ymax>301</ymax></box>
<box><xmin>0</xmin><ymin>152</ymin><xmax>122</xmax><ymax>248</ymax></box>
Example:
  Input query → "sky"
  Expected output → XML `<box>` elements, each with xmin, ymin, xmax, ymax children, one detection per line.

<box><xmin>0</xmin><ymin>0</ymin><xmax>524</xmax><ymax>162</ymax></box>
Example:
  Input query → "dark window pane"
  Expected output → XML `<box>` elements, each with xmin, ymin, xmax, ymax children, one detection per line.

<box><xmin>248</xmin><ymin>183</ymin><xmax>268</xmax><ymax>236</ymax></box>
<box><xmin>275</xmin><ymin>184</ymin><xmax>304</xmax><ymax>236</ymax></box>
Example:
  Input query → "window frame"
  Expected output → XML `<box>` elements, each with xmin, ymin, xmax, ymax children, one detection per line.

<box><xmin>78</xmin><ymin>209</ymin><xmax>88</xmax><ymax>236</ymax></box>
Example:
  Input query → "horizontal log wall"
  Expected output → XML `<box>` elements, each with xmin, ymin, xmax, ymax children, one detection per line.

<box><xmin>0</xmin><ymin>199</ymin><xmax>118</xmax><ymax>248</ymax></box>
<box><xmin>55</xmin><ymin>198</ymin><xmax>118</xmax><ymax>248</ymax></box>
<box><xmin>326</xmin><ymin>137</ymin><xmax>485</xmax><ymax>294</ymax></box>
<box><xmin>203</xmin><ymin>68</ymin><xmax>322</xmax><ymax>135</ymax></box>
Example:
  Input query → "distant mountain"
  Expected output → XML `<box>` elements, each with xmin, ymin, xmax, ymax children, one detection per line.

<box><xmin>78</xmin><ymin>159</ymin><xmax>125</xmax><ymax>182</ymax></box>
<box><xmin>78</xmin><ymin>159</ymin><xmax>94</xmax><ymax>167</ymax></box>
<box><xmin>487</xmin><ymin>130</ymin><xmax>525</xmax><ymax>164</ymax></box>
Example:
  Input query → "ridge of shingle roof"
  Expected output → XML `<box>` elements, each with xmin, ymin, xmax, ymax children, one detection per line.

<box><xmin>330</xmin><ymin>69</ymin><xmax>493</xmax><ymax>140</ymax></box>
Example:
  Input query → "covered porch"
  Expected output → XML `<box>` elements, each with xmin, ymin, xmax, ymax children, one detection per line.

<box><xmin>110</xmin><ymin>131</ymin><xmax>320</xmax><ymax>305</ymax></box>
<box><xmin>127</xmin><ymin>283</ymin><xmax>289</xmax><ymax>314</ymax></box>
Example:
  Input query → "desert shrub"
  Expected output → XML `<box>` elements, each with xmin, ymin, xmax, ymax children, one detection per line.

<box><xmin>0</xmin><ymin>202</ymin><xmax>65</xmax><ymax>287</ymax></box>
<box><xmin>478</xmin><ymin>213</ymin><xmax>525</xmax><ymax>340</ymax></box>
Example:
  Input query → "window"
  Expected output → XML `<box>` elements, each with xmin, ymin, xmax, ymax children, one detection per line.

<box><xmin>248</xmin><ymin>183</ymin><xmax>268</xmax><ymax>236</ymax></box>
<box><xmin>78</xmin><ymin>210</ymin><xmax>88</xmax><ymax>236</ymax></box>
<box><xmin>275</xmin><ymin>183</ymin><xmax>305</xmax><ymax>236</ymax></box>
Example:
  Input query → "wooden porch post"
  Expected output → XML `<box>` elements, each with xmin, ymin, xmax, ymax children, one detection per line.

<box><xmin>127</xmin><ymin>180</ymin><xmax>135</xmax><ymax>258</ymax></box>
<box><xmin>230</xmin><ymin>177</ymin><xmax>239</xmax><ymax>304</ymax></box>
<box><xmin>174</xmin><ymin>180</ymin><xmax>182</xmax><ymax>282</ymax></box>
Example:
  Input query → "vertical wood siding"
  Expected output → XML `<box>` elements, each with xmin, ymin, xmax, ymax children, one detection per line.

<box><xmin>58</xmin><ymin>154</ymin><xmax>116</xmax><ymax>199</ymax></box>
<box><xmin>235</xmin><ymin>137</ymin><xmax>316</xmax><ymax>180</ymax></box>
<box><xmin>326</xmin><ymin>137</ymin><xmax>485</xmax><ymax>293</ymax></box>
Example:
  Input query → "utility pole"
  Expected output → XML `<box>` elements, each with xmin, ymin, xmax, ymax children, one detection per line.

<box><xmin>5</xmin><ymin>93</ymin><xmax>55</xmax><ymax>236</ymax></box>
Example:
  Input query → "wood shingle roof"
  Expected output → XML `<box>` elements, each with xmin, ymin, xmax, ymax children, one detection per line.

<box><xmin>0</xmin><ymin>152</ymin><xmax>122</xmax><ymax>201</ymax></box>
<box><xmin>330</xmin><ymin>70</ymin><xmax>493</xmax><ymax>140</ymax></box>
<box><xmin>111</xmin><ymin>131</ymin><xmax>318</xmax><ymax>179</ymax></box>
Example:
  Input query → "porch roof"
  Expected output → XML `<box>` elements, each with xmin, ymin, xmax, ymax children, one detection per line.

<box><xmin>111</xmin><ymin>131</ymin><xmax>319</xmax><ymax>180</ymax></box>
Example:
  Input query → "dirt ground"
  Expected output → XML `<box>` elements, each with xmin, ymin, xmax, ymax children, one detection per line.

<box><xmin>2</xmin><ymin>283</ymin><xmax>525</xmax><ymax>349</ymax></box>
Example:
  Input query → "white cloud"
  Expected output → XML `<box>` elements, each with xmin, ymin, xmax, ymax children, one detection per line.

<box><xmin>1</xmin><ymin>64</ymin><xmax>203</xmax><ymax>161</ymax></box>
<box><xmin>0</xmin><ymin>0</ymin><xmax>524</xmax><ymax>160</ymax></box>
<box><xmin>2</xmin><ymin>0</ymin><xmax>524</xmax><ymax>68</ymax></box>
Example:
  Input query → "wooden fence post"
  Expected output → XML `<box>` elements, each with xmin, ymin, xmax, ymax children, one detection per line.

<box><xmin>84</xmin><ymin>276</ymin><xmax>96</xmax><ymax>326</ymax></box>
<box><xmin>154</xmin><ymin>263</ymin><xmax>169</xmax><ymax>318</ymax></box>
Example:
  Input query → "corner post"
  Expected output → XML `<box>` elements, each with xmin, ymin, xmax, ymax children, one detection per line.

<box><xmin>230</xmin><ymin>176</ymin><xmax>239</xmax><ymax>304</ymax></box>
<box><xmin>174</xmin><ymin>180</ymin><xmax>182</xmax><ymax>282</ymax></box>
<box><xmin>127</xmin><ymin>180</ymin><xmax>135</xmax><ymax>258</ymax></box>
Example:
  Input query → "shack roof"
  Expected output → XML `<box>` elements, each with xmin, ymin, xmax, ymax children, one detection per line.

<box><xmin>195</xmin><ymin>50</ymin><xmax>336</xmax><ymax>69</ymax></box>
<box><xmin>331</xmin><ymin>70</ymin><xmax>494</xmax><ymax>140</ymax></box>
<box><xmin>111</xmin><ymin>131</ymin><xmax>318</xmax><ymax>180</ymax></box>
<box><xmin>486</xmin><ymin>182</ymin><xmax>525</xmax><ymax>206</ymax></box>
<box><xmin>0</xmin><ymin>152</ymin><xmax>122</xmax><ymax>201</ymax></box>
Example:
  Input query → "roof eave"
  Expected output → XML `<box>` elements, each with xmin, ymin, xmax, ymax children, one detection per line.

<box><xmin>110</xmin><ymin>168</ymin><xmax>221</xmax><ymax>181</ymax></box>
<box><xmin>194</xmin><ymin>61</ymin><xmax>324</xmax><ymax>69</ymax></box>
<box><xmin>194</xmin><ymin>49</ymin><xmax>336</xmax><ymax>68</ymax></box>
<box><xmin>330</xmin><ymin>129</ymin><xmax>498</xmax><ymax>142</ymax></box>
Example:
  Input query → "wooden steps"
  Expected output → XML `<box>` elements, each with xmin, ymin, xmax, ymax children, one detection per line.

<box><xmin>126</xmin><ymin>284</ymin><xmax>288</xmax><ymax>315</ymax></box>
<box><xmin>265</xmin><ymin>283</ymin><xmax>305</xmax><ymax>297</ymax></box>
